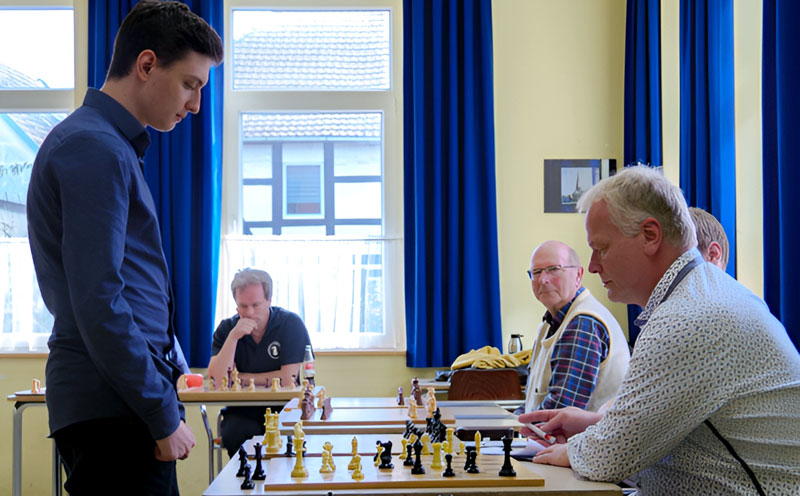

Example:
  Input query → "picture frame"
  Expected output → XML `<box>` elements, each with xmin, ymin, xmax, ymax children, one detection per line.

<box><xmin>543</xmin><ymin>159</ymin><xmax>616</xmax><ymax>213</ymax></box>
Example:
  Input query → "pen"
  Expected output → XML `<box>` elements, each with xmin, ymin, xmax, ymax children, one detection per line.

<box><xmin>524</xmin><ymin>423</ymin><xmax>556</xmax><ymax>445</ymax></box>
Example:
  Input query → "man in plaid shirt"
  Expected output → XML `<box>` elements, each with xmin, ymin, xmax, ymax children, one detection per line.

<box><xmin>521</xmin><ymin>241</ymin><xmax>630</xmax><ymax>413</ymax></box>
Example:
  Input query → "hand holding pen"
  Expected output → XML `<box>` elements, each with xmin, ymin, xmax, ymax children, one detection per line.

<box><xmin>517</xmin><ymin>406</ymin><xmax>604</xmax><ymax>445</ymax></box>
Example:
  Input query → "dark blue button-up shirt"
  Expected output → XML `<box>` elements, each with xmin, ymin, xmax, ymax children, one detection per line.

<box><xmin>27</xmin><ymin>89</ymin><xmax>182</xmax><ymax>440</ymax></box>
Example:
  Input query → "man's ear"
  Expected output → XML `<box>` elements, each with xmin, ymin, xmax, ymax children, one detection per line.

<box><xmin>640</xmin><ymin>218</ymin><xmax>663</xmax><ymax>256</ymax></box>
<box><xmin>136</xmin><ymin>50</ymin><xmax>158</xmax><ymax>80</ymax></box>
<box><xmin>706</xmin><ymin>241</ymin><xmax>723</xmax><ymax>265</ymax></box>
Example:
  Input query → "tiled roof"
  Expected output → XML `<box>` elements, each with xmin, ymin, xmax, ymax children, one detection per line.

<box><xmin>0</xmin><ymin>64</ymin><xmax>63</xmax><ymax>145</ymax></box>
<box><xmin>5</xmin><ymin>112</ymin><xmax>64</xmax><ymax>146</ymax></box>
<box><xmin>242</xmin><ymin>113</ymin><xmax>381</xmax><ymax>140</ymax></box>
<box><xmin>0</xmin><ymin>63</ymin><xmax>46</xmax><ymax>89</ymax></box>
<box><xmin>232</xmin><ymin>11</ymin><xmax>390</xmax><ymax>90</ymax></box>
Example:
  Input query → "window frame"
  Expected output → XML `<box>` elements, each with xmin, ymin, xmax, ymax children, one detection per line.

<box><xmin>0</xmin><ymin>0</ymin><xmax>87</xmax><ymax>352</ymax></box>
<box><xmin>220</xmin><ymin>0</ymin><xmax>405</xmax><ymax>350</ymax></box>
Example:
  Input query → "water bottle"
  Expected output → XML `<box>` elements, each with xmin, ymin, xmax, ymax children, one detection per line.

<box><xmin>301</xmin><ymin>345</ymin><xmax>315</xmax><ymax>386</ymax></box>
<box><xmin>508</xmin><ymin>334</ymin><xmax>524</xmax><ymax>354</ymax></box>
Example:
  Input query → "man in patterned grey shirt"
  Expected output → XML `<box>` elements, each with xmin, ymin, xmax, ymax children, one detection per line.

<box><xmin>520</xmin><ymin>166</ymin><xmax>800</xmax><ymax>495</ymax></box>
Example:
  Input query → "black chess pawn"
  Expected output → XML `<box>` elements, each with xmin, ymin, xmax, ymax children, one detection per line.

<box><xmin>252</xmin><ymin>442</ymin><xmax>266</xmax><ymax>480</ymax></box>
<box><xmin>240</xmin><ymin>464</ymin><xmax>254</xmax><ymax>490</ymax></box>
<box><xmin>498</xmin><ymin>436</ymin><xmax>516</xmax><ymax>477</ymax></box>
<box><xmin>442</xmin><ymin>453</ymin><xmax>455</xmax><ymax>477</ymax></box>
<box><xmin>411</xmin><ymin>440</ymin><xmax>425</xmax><ymax>474</ymax></box>
<box><xmin>466</xmin><ymin>449</ymin><xmax>479</xmax><ymax>474</ymax></box>
<box><xmin>403</xmin><ymin>443</ymin><xmax>414</xmax><ymax>466</ymax></box>
<box><xmin>464</xmin><ymin>446</ymin><xmax>475</xmax><ymax>470</ymax></box>
<box><xmin>285</xmin><ymin>435</ymin><xmax>293</xmax><ymax>457</ymax></box>
<box><xmin>236</xmin><ymin>445</ymin><xmax>250</xmax><ymax>477</ymax></box>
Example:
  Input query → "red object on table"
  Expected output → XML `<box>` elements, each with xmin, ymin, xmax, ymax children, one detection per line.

<box><xmin>185</xmin><ymin>374</ymin><xmax>204</xmax><ymax>388</ymax></box>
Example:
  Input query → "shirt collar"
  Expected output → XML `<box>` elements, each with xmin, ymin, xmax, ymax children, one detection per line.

<box><xmin>635</xmin><ymin>247</ymin><xmax>703</xmax><ymax>327</ymax></box>
<box><xmin>543</xmin><ymin>286</ymin><xmax>585</xmax><ymax>329</ymax></box>
<box><xmin>83</xmin><ymin>88</ymin><xmax>150</xmax><ymax>160</ymax></box>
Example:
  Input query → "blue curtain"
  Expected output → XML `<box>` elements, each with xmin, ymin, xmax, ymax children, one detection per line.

<box><xmin>624</xmin><ymin>0</ymin><xmax>662</xmax><ymax>168</ymax></box>
<box><xmin>679</xmin><ymin>0</ymin><xmax>737</xmax><ymax>278</ymax></box>
<box><xmin>403</xmin><ymin>0</ymin><xmax>502</xmax><ymax>367</ymax></box>
<box><xmin>623</xmin><ymin>0</ymin><xmax>662</xmax><ymax>346</ymax></box>
<box><xmin>88</xmin><ymin>0</ymin><xmax>223</xmax><ymax>367</ymax></box>
<box><xmin>763</xmin><ymin>0</ymin><xmax>800</xmax><ymax>351</ymax></box>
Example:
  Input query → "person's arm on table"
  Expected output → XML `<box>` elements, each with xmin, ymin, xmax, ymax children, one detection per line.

<box><xmin>520</xmin><ymin>406</ymin><xmax>603</xmax><ymax>444</ymax></box>
<box><xmin>207</xmin><ymin>317</ymin><xmax>258</xmax><ymax>383</ymax></box>
<box><xmin>563</xmin><ymin>314</ymin><xmax>731</xmax><ymax>482</ymax></box>
<box><xmin>58</xmin><ymin>142</ymin><xmax>192</xmax><ymax>460</ymax></box>
<box><xmin>518</xmin><ymin>406</ymin><xmax>603</xmax><ymax>467</ymax></box>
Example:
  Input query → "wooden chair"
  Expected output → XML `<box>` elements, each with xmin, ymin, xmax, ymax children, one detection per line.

<box><xmin>447</xmin><ymin>368</ymin><xmax>523</xmax><ymax>401</ymax></box>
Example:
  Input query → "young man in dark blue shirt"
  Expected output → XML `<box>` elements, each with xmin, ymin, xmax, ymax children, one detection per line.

<box><xmin>26</xmin><ymin>2</ymin><xmax>222</xmax><ymax>494</ymax></box>
<box><xmin>208</xmin><ymin>268</ymin><xmax>312</xmax><ymax>456</ymax></box>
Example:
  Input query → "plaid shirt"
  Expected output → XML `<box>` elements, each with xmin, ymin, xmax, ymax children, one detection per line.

<box><xmin>538</xmin><ymin>287</ymin><xmax>610</xmax><ymax>410</ymax></box>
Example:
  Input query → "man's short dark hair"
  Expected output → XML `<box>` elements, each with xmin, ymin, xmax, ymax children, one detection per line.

<box><xmin>689</xmin><ymin>207</ymin><xmax>730</xmax><ymax>269</ymax></box>
<box><xmin>107</xmin><ymin>0</ymin><xmax>223</xmax><ymax>79</ymax></box>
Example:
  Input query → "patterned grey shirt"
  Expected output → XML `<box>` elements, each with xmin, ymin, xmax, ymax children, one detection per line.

<box><xmin>568</xmin><ymin>249</ymin><xmax>800</xmax><ymax>495</ymax></box>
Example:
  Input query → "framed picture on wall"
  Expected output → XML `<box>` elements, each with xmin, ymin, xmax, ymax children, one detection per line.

<box><xmin>543</xmin><ymin>159</ymin><xmax>616</xmax><ymax>213</ymax></box>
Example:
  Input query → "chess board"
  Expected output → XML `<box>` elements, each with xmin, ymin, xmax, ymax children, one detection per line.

<box><xmin>177</xmin><ymin>386</ymin><xmax>304</xmax><ymax>402</ymax></box>
<box><xmin>280</xmin><ymin>406</ymin><xmax>456</xmax><ymax>426</ymax></box>
<box><xmin>244</xmin><ymin>434</ymin><xmax>407</xmax><ymax>458</ymax></box>
<box><xmin>283</xmin><ymin>396</ymin><xmax>403</xmax><ymax>409</ymax></box>
<box><xmin>237</xmin><ymin>453</ymin><xmax>544</xmax><ymax>491</ymax></box>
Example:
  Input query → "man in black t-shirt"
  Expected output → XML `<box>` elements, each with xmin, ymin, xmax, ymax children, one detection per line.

<box><xmin>208</xmin><ymin>268</ymin><xmax>312</xmax><ymax>456</ymax></box>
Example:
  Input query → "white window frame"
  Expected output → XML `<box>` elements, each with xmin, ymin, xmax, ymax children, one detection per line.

<box><xmin>0</xmin><ymin>0</ymin><xmax>87</xmax><ymax>352</ymax></box>
<box><xmin>220</xmin><ymin>0</ymin><xmax>405</xmax><ymax>350</ymax></box>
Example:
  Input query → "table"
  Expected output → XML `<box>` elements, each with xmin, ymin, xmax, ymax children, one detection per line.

<box><xmin>177</xmin><ymin>387</ymin><xmax>305</xmax><ymax>483</ymax></box>
<box><xmin>417</xmin><ymin>378</ymin><xmax>526</xmax><ymax>410</ymax></box>
<box><xmin>8</xmin><ymin>390</ymin><xmax>60</xmax><ymax>496</ymax></box>
<box><xmin>7</xmin><ymin>386</ymin><xmax>305</xmax><ymax>494</ymax></box>
<box><xmin>8</xmin><ymin>390</ymin><xmax>524</xmax><ymax>495</ymax></box>
<box><xmin>417</xmin><ymin>379</ymin><xmax>451</xmax><ymax>391</ymax></box>
<box><xmin>203</xmin><ymin>442</ymin><xmax>622</xmax><ymax>495</ymax></box>
<box><xmin>276</xmin><ymin>400</ymin><xmax>521</xmax><ymax>437</ymax></box>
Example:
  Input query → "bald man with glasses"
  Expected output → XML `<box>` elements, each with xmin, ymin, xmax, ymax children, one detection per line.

<box><xmin>520</xmin><ymin>240</ymin><xmax>630</xmax><ymax>414</ymax></box>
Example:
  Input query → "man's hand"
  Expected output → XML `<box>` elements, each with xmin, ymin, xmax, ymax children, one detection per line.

<box><xmin>230</xmin><ymin>317</ymin><xmax>259</xmax><ymax>340</ymax></box>
<box><xmin>518</xmin><ymin>406</ymin><xmax>601</xmax><ymax>444</ymax></box>
<box><xmin>532</xmin><ymin>443</ymin><xmax>571</xmax><ymax>467</ymax></box>
<box><xmin>155</xmin><ymin>420</ymin><xmax>195</xmax><ymax>461</ymax></box>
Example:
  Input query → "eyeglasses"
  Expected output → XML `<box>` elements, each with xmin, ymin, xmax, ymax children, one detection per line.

<box><xmin>526</xmin><ymin>265</ymin><xmax>579</xmax><ymax>280</ymax></box>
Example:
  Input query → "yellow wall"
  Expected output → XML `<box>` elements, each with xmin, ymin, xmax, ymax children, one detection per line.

<box><xmin>1</xmin><ymin>1</ymin><xmax>765</xmax><ymax>494</ymax></box>
<box><xmin>492</xmin><ymin>0</ymin><xmax>629</xmax><ymax>351</ymax></box>
<box><xmin>733</xmin><ymin>0</ymin><xmax>763</xmax><ymax>295</ymax></box>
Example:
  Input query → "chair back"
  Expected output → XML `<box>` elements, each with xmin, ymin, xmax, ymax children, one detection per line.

<box><xmin>447</xmin><ymin>368</ymin><xmax>522</xmax><ymax>400</ymax></box>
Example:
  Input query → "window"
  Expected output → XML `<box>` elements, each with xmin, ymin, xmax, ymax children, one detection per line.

<box><xmin>222</xmin><ymin>3</ymin><xmax>403</xmax><ymax>349</ymax></box>
<box><xmin>0</xmin><ymin>3</ymin><xmax>84</xmax><ymax>351</ymax></box>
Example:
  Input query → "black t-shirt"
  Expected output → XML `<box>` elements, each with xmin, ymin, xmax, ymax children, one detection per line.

<box><xmin>211</xmin><ymin>306</ymin><xmax>312</xmax><ymax>374</ymax></box>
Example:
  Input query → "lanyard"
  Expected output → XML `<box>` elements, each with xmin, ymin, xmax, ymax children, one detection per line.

<box><xmin>659</xmin><ymin>255</ymin><xmax>704</xmax><ymax>305</ymax></box>
<box><xmin>632</xmin><ymin>255</ymin><xmax>705</xmax><ymax>347</ymax></box>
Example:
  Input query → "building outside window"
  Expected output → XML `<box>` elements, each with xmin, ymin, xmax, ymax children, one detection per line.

<box><xmin>222</xmin><ymin>4</ymin><xmax>403</xmax><ymax>349</ymax></box>
<box><xmin>0</xmin><ymin>4</ymin><xmax>80</xmax><ymax>351</ymax></box>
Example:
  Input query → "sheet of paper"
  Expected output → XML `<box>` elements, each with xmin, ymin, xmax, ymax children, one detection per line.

<box><xmin>478</xmin><ymin>438</ymin><xmax>546</xmax><ymax>460</ymax></box>
<box><xmin>511</xmin><ymin>438</ymin><xmax>547</xmax><ymax>460</ymax></box>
